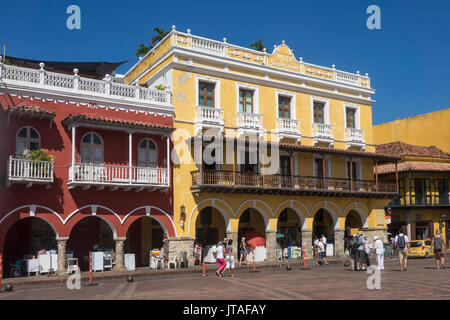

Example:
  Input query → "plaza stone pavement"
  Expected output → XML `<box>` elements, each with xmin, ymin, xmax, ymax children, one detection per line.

<box><xmin>1</xmin><ymin>256</ymin><xmax>450</xmax><ymax>300</ymax></box>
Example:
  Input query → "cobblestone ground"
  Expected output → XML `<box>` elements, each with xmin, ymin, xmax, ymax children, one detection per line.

<box><xmin>1</xmin><ymin>257</ymin><xmax>449</xmax><ymax>300</ymax></box>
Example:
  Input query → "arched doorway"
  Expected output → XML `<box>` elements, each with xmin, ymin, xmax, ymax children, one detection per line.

<box><xmin>238</xmin><ymin>208</ymin><xmax>267</xmax><ymax>261</ymax></box>
<box><xmin>67</xmin><ymin>216</ymin><xmax>114</xmax><ymax>271</ymax></box>
<box><xmin>312</xmin><ymin>209</ymin><xmax>335</xmax><ymax>255</ymax></box>
<box><xmin>345</xmin><ymin>210</ymin><xmax>363</xmax><ymax>238</ymax></box>
<box><xmin>277</xmin><ymin>208</ymin><xmax>302</xmax><ymax>249</ymax></box>
<box><xmin>2</xmin><ymin>217</ymin><xmax>56</xmax><ymax>278</ymax></box>
<box><xmin>124</xmin><ymin>216</ymin><xmax>165</xmax><ymax>267</ymax></box>
<box><xmin>195</xmin><ymin>207</ymin><xmax>227</xmax><ymax>248</ymax></box>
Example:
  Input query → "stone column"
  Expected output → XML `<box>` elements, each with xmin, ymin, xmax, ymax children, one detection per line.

<box><xmin>226</xmin><ymin>231</ymin><xmax>238</xmax><ymax>257</ymax></box>
<box><xmin>168</xmin><ymin>237</ymin><xmax>195</xmax><ymax>267</ymax></box>
<box><xmin>265</xmin><ymin>230</ymin><xmax>277</xmax><ymax>262</ymax></box>
<box><xmin>56</xmin><ymin>237</ymin><xmax>69</xmax><ymax>275</ymax></box>
<box><xmin>114</xmin><ymin>237</ymin><xmax>126</xmax><ymax>271</ymax></box>
<box><xmin>405</xmin><ymin>210</ymin><xmax>413</xmax><ymax>240</ymax></box>
<box><xmin>301</xmin><ymin>230</ymin><xmax>313</xmax><ymax>258</ymax></box>
<box><xmin>334</xmin><ymin>229</ymin><xmax>345</xmax><ymax>257</ymax></box>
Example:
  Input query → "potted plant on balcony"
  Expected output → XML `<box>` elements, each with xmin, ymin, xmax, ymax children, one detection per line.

<box><xmin>23</xmin><ymin>148</ymin><xmax>54</xmax><ymax>176</ymax></box>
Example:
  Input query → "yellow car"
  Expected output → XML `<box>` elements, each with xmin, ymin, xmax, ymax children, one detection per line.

<box><xmin>407</xmin><ymin>240</ymin><xmax>435</xmax><ymax>258</ymax></box>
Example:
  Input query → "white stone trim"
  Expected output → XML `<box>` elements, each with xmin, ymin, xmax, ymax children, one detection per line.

<box><xmin>275</xmin><ymin>89</ymin><xmax>296</xmax><ymax>120</ymax></box>
<box><xmin>195</xmin><ymin>75</ymin><xmax>221</xmax><ymax>108</ymax></box>
<box><xmin>236</xmin><ymin>82</ymin><xmax>259</xmax><ymax>114</ymax></box>
<box><xmin>310</xmin><ymin>96</ymin><xmax>330</xmax><ymax>125</ymax></box>
<box><xmin>343</xmin><ymin>103</ymin><xmax>361</xmax><ymax>129</ymax></box>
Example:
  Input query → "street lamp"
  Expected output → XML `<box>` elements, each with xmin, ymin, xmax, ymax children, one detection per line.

<box><xmin>180</xmin><ymin>204</ymin><xmax>186</xmax><ymax>229</ymax></box>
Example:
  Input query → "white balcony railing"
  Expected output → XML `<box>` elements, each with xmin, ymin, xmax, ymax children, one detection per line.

<box><xmin>7</xmin><ymin>157</ymin><xmax>54</xmax><ymax>186</ymax></box>
<box><xmin>277</xmin><ymin>118</ymin><xmax>300</xmax><ymax>135</ymax></box>
<box><xmin>0</xmin><ymin>63</ymin><xmax>171</xmax><ymax>105</ymax></box>
<box><xmin>237</xmin><ymin>112</ymin><xmax>263</xmax><ymax>130</ymax></box>
<box><xmin>312</xmin><ymin>123</ymin><xmax>334</xmax><ymax>141</ymax></box>
<box><xmin>196</xmin><ymin>106</ymin><xmax>224</xmax><ymax>125</ymax></box>
<box><xmin>345</xmin><ymin>128</ymin><xmax>365</xmax><ymax>144</ymax></box>
<box><xmin>68</xmin><ymin>163</ymin><xmax>168</xmax><ymax>187</ymax></box>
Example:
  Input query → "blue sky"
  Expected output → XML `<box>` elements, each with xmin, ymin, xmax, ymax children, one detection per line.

<box><xmin>1</xmin><ymin>0</ymin><xmax>449</xmax><ymax>124</ymax></box>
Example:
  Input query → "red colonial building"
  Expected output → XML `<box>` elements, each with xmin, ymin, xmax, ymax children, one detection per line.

<box><xmin>0</xmin><ymin>59</ymin><xmax>175</xmax><ymax>276</ymax></box>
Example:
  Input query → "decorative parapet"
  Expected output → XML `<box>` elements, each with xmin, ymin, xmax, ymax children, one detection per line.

<box><xmin>0</xmin><ymin>61</ymin><xmax>172</xmax><ymax>109</ymax></box>
<box><xmin>125</xmin><ymin>27</ymin><xmax>372</xmax><ymax>89</ymax></box>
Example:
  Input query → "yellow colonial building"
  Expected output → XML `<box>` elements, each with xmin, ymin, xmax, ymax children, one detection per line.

<box><xmin>124</xmin><ymin>27</ymin><xmax>398</xmax><ymax>262</ymax></box>
<box><xmin>377</xmin><ymin>142</ymin><xmax>450</xmax><ymax>248</ymax></box>
<box><xmin>373</xmin><ymin>108</ymin><xmax>450</xmax><ymax>153</ymax></box>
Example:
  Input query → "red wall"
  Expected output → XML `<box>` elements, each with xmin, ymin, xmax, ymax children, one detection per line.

<box><xmin>0</xmin><ymin>93</ymin><xmax>175</xmax><ymax>250</ymax></box>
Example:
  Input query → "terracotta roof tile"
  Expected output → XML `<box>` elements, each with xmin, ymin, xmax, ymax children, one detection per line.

<box><xmin>378</xmin><ymin>161</ymin><xmax>450</xmax><ymax>174</ymax></box>
<box><xmin>6</xmin><ymin>105</ymin><xmax>56</xmax><ymax>119</ymax></box>
<box><xmin>376</xmin><ymin>141</ymin><xmax>450</xmax><ymax>159</ymax></box>
<box><xmin>62</xmin><ymin>114</ymin><xmax>174</xmax><ymax>132</ymax></box>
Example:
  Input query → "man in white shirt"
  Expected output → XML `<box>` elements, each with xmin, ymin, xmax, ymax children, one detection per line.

<box><xmin>394</xmin><ymin>229</ymin><xmax>409</xmax><ymax>272</ymax></box>
<box><xmin>318</xmin><ymin>236</ymin><xmax>329</xmax><ymax>265</ymax></box>
<box><xmin>373</xmin><ymin>236</ymin><xmax>385</xmax><ymax>270</ymax></box>
<box><xmin>321</xmin><ymin>234</ymin><xmax>327</xmax><ymax>257</ymax></box>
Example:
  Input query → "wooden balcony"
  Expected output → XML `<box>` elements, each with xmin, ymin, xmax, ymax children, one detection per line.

<box><xmin>191</xmin><ymin>170</ymin><xmax>397</xmax><ymax>198</ymax></box>
<box><xmin>7</xmin><ymin>157</ymin><xmax>54</xmax><ymax>188</ymax></box>
<box><xmin>68</xmin><ymin>163</ymin><xmax>169</xmax><ymax>191</ymax></box>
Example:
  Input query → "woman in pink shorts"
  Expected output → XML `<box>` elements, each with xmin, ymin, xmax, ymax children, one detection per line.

<box><xmin>215</xmin><ymin>241</ymin><xmax>226</xmax><ymax>277</ymax></box>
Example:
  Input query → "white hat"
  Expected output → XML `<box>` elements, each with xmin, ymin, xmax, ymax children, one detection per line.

<box><xmin>373</xmin><ymin>236</ymin><xmax>379</xmax><ymax>241</ymax></box>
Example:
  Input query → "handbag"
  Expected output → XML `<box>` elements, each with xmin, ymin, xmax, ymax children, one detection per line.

<box><xmin>366</xmin><ymin>255</ymin><xmax>371</xmax><ymax>267</ymax></box>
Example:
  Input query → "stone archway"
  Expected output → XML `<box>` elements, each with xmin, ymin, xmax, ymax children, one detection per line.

<box><xmin>2</xmin><ymin>217</ymin><xmax>57</xmax><ymax>277</ymax></box>
<box><xmin>124</xmin><ymin>216</ymin><xmax>165</xmax><ymax>267</ymax></box>
<box><xmin>345</xmin><ymin>210</ymin><xmax>364</xmax><ymax>238</ymax></box>
<box><xmin>67</xmin><ymin>216</ymin><xmax>115</xmax><ymax>271</ymax></box>
<box><xmin>237</xmin><ymin>208</ymin><xmax>268</xmax><ymax>262</ymax></box>
<box><xmin>312</xmin><ymin>208</ymin><xmax>337</xmax><ymax>256</ymax></box>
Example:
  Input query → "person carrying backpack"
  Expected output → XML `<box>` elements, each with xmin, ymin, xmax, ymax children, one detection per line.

<box><xmin>355</xmin><ymin>231</ymin><xmax>366</xmax><ymax>271</ymax></box>
<box><xmin>431</xmin><ymin>229</ymin><xmax>446</xmax><ymax>270</ymax></box>
<box><xmin>394</xmin><ymin>229</ymin><xmax>409</xmax><ymax>272</ymax></box>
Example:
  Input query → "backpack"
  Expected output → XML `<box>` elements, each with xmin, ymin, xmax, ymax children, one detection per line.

<box><xmin>434</xmin><ymin>237</ymin><xmax>443</xmax><ymax>250</ymax></box>
<box><xmin>397</xmin><ymin>235</ymin><xmax>406</xmax><ymax>249</ymax></box>
<box><xmin>352</xmin><ymin>236</ymin><xmax>361</xmax><ymax>251</ymax></box>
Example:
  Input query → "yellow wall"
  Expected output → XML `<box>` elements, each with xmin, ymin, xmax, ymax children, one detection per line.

<box><xmin>373</xmin><ymin>108</ymin><xmax>450</xmax><ymax>153</ymax></box>
<box><xmin>125</xmin><ymin>36</ymin><xmax>390</xmax><ymax>241</ymax></box>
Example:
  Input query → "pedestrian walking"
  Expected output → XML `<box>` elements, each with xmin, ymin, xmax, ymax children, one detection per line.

<box><xmin>431</xmin><ymin>229</ymin><xmax>446</xmax><ymax>270</ymax></box>
<box><xmin>215</xmin><ymin>241</ymin><xmax>226</xmax><ymax>277</ymax></box>
<box><xmin>393</xmin><ymin>229</ymin><xmax>409</xmax><ymax>272</ymax></box>
<box><xmin>355</xmin><ymin>231</ymin><xmax>367</xmax><ymax>271</ymax></box>
<box><xmin>348</xmin><ymin>234</ymin><xmax>357</xmax><ymax>270</ymax></box>
<box><xmin>364</xmin><ymin>235</ymin><xmax>371</xmax><ymax>267</ymax></box>
<box><xmin>318</xmin><ymin>236</ymin><xmax>329</xmax><ymax>265</ymax></box>
<box><xmin>322</xmin><ymin>234</ymin><xmax>327</xmax><ymax>258</ymax></box>
<box><xmin>239</xmin><ymin>237</ymin><xmax>248</xmax><ymax>266</ymax></box>
<box><xmin>373</xmin><ymin>236</ymin><xmax>385</xmax><ymax>270</ymax></box>
<box><xmin>223</xmin><ymin>239</ymin><xmax>235</xmax><ymax>277</ymax></box>
<box><xmin>313</xmin><ymin>237</ymin><xmax>320</xmax><ymax>266</ymax></box>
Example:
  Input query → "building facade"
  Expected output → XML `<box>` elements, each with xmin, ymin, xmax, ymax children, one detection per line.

<box><xmin>124</xmin><ymin>27</ymin><xmax>398</xmax><ymax>263</ymax></box>
<box><xmin>377</xmin><ymin>142</ymin><xmax>450</xmax><ymax>247</ymax></box>
<box><xmin>0</xmin><ymin>60</ymin><xmax>175</xmax><ymax>275</ymax></box>
<box><xmin>373</xmin><ymin>108</ymin><xmax>450</xmax><ymax>154</ymax></box>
